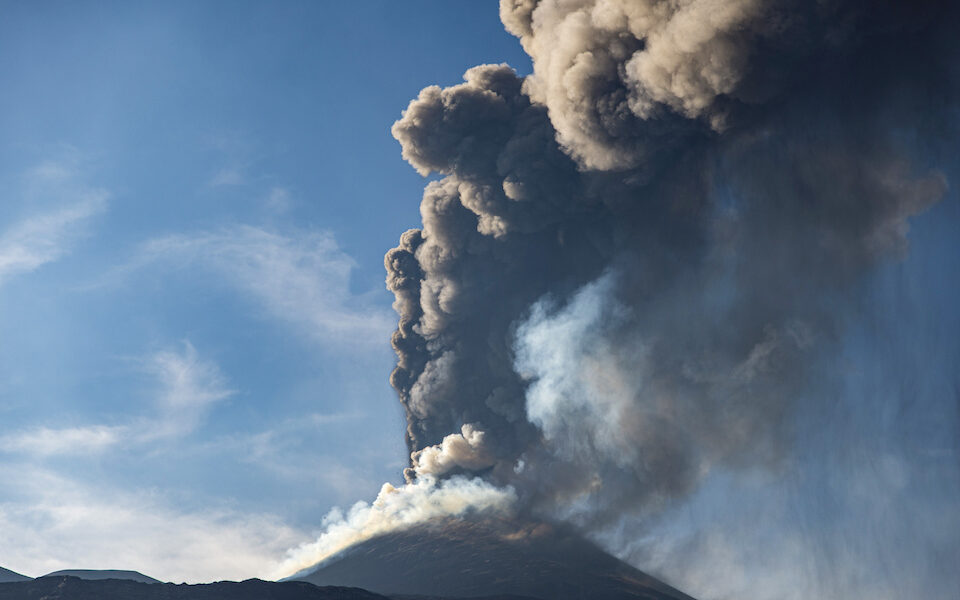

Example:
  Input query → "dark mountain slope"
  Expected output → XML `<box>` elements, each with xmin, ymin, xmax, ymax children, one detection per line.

<box><xmin>0</xmin><ymin>567</ymin><xmax>30</xmax><ymax>583</ymax></box>
<box><xmin>0</xmin><ymin>576</ymin><xmax>389</xmax><ymax>600</ymax></box>
<box><xmin>391</xmin><ymin>596</ymin><xmax>542</xmax><ymax>600</ymax></box>
<box><xmin>296</xmin><ymin>518</ymin><xmax>696</xmax><ymax>600</ymax></box>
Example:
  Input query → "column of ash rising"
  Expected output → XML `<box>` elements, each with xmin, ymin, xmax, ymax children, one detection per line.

<box><xmin>273</xmin><ymin>0</ymin><xmax>960</xmax><ymax>587</ymax></box>
<box><xmin>386</xmin><ymin>0</ymin><xmax>954</xmax><ymax>532</ymax></box>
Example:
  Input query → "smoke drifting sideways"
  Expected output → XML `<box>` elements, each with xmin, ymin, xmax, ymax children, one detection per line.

<box><xmin>281</xmin><ymin>1</ymin><xmax>960</xmax><ymax>597</ymax></box>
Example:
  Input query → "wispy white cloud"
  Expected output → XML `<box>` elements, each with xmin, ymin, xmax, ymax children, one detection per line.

<box><xmin>28</xmin><ymin>158</ymin><xmax>80</xmax><ymax>182</ymax></box>
<box><xmin>130</xmin><ymin>226</ymin><xmax>394</xmax><ymax>347</ymax></box>
<box><xmin>0</xmin><ymin>342</ymin><xmax>232</xmax><ymax>458</ymax></box>
<box><xmin>0</xmin><ymin>425</ymin><xmax>125</xmax><ymax>456</ymax></box>
<box><xmin>264</xmin><ymin>186</ymin><xmax>292</xmax><ymax>212</ymax></box>
<box><xmin>0</xmin><ymin>465</ymin><xmax>308</xmax><ymax>583</ymax></box>
<box><xmin>208</xmin><ymin>166</ymin><xmax>247</xmax><ymax>187</ymax></box>
<box><xmin>0</xmin><ymin>343</ymin><xmax>294</xmax><ymax>584</ymax></box>
<box><xmin>141</xmin><ymin>341</ymin><xmax>235</xmax><ymax>439</ymax></box>
<box><xmin>0</xmin><ymin>195</ymin><xmax>106</xmax><ymax>287</ymax></box>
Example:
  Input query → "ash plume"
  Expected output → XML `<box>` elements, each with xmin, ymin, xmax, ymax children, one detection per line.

<box><xmin>288</xmin><ymin>1</ymin><xmax>960</xmax><ymax>597</ymax></box>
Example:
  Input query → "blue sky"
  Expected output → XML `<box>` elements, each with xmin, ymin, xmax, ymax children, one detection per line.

<box><xmin>0</xmin><ymin>1</ymin><xmax>529</xmax><ymax>582</ymax></box>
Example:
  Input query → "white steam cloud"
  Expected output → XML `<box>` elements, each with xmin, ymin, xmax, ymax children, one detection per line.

<box><xmin>274</xmin><ymin>476</ymin><xmax>516</xmax><ymax>580</ymax></box>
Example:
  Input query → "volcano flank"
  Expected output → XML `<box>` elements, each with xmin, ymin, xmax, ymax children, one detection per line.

<box><xmin>295</xmin><ymin>518</ymin><xmax>695</xmax><ymax>600</ymax></box>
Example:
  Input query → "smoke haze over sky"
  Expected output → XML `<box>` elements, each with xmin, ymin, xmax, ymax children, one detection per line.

<box><xmin>2</xmin><ymin>2</ymin><xmax>959</xmax><ymax>599</ymax></box>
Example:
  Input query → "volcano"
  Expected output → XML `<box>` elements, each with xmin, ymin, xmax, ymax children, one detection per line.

<box><xmin>294</xmin><ymin>518</ymin><xmax>696</xmax><ymax>600</ymax></box>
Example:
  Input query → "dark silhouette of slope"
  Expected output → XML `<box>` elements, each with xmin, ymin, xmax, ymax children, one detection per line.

<box><xmin>296</xmin><ymin>518</ymin><xmax>696</xmax><ymax>600</ymax></box>
<box><xmin>391</xmin><ymin>596</ymin><xmax>542</xmax><ymax>600</ymax></box>
<box><xmin>42</xmin><ymin>569</ymin><xmax>160</xmax><ymax>583</ymax></box>
<box><xmin>0</xmin><ymin>567</ymin><xmax>30</xmax><ymax>583</ymax></box>
<box><xmin>0</xmin><ymin>576</ymin><xmax>389</xmax><ymax>600</ymax></box>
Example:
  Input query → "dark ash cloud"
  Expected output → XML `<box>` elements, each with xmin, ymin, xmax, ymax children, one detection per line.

<box><xmin>387</xmin><ymin>0</ymin><xmax>953</xmax><ymax>515</ymax></box>
<box><xmin>299</xmin><ymin>1</ymin><xmax>960</xmax><ymax>596</ymax></box>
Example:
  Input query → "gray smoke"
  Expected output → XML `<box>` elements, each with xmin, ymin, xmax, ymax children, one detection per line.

<box><xmin>376</xmin><ymin>0</ymin><xmax>959</xmax><ymax>597</ymax></box>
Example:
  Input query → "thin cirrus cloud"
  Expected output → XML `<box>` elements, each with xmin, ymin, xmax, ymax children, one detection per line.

<box><xmin>0</xmin><ymin>342</ymin><xmax>233</xmax><ymax>457</ymax></box>
<box><xmin>0</xmin><ymin>342</ymin><xmax>301</xmax><ymax>583</ymax></box>
<box><xmin>0</xmin><ymin>194</ymin><xmax>107</xmax><ymax>287</ymax></box>
<box><xmin>208</xmin><ymin>166</ymin><xmax>247</xmax><ymax>187</ymax></box>
<box><xmin>0</xmin><ymin>425</ymin><xmax>126</xmax><ymax>457</ymax></box>
<box><xmin>0</xmin><ymin>464</ymin><xmax>308</xmax><ymax>583</ymax></box>
<box><xmin>140</xmin><ymin>341</ymin><xmax>235</xmax><ymax>440</ymax></box>
<box><xmin>133</xmin><ymin>225</ymin><xmax>395</xmax><ymax>347</ymax></box>
<box><xmin>0</xmin><ymin>345</ymin><xmax>307</xmax><ymax>583</ymax></box>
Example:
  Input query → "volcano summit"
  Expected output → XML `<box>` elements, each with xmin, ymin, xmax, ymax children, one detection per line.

<box><xmin>296</xmin><ymin>518</ymin><xmax>694</xmax><ymax>600</ymax></box>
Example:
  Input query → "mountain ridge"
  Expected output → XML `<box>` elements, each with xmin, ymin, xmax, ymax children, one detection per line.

<box><xmin>41</xmin><ymin>569</ymin><xmax>160</xmax><ymax>584</ymax></box>
<box><xmin>0</xmin><ymin>567</ymin><xmax>30</xmax><ymax>584</ymax></box>
<box><xmin>0</xmin><ymin>576</ymin><xmax>389</xmax><ymax>600</ymax></box>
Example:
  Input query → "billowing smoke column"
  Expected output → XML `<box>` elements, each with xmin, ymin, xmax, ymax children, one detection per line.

<box><xmin>388</xmin><ymin>0</ymin><xmax>951</xmax><ymax>515</ymax></box>
<box><xmin>283</xmin><ymin>1</ymin><xmax>960</xmax><ymax>597</ymax></box>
